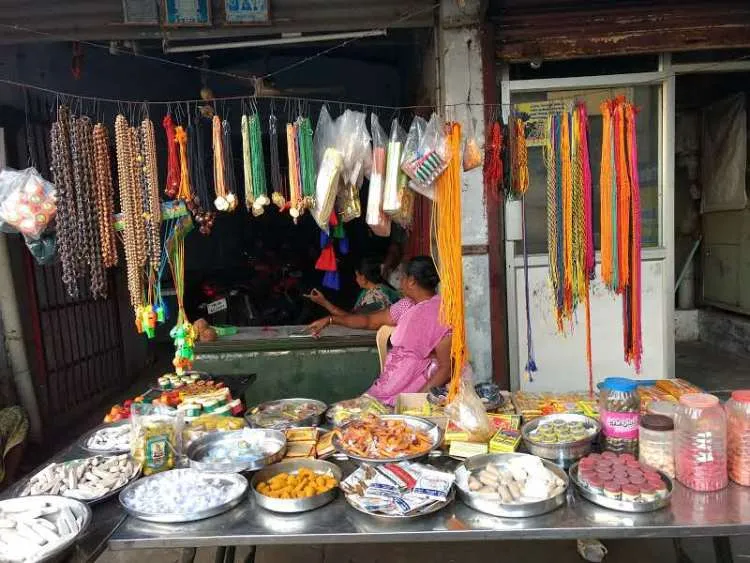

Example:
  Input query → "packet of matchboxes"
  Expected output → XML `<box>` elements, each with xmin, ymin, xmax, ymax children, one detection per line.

<box><xmin>341</xmin><ymin>462</ymin><xmax>454</xmax><ymax>517</ymax></box>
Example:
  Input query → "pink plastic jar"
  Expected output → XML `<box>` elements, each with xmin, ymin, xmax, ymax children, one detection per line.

<box><xmin>675</xmin><ymin>393</ymin><xmax>727</xmax><ymax>492</ymax></box>
<box><xmin>726</xmin><ymin>390</ymin><xmax>750</xmax><ymax>486</ymax></box>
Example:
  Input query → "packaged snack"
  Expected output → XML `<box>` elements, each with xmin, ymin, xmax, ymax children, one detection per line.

<box><xmin>449</xmin><ymin>440</ymin><xmax>489</xmax><ymax>458</ymax></box>
<box><xmin>286</xmin><ymin>427</ymin><xmax>321</xmax><ymax>443</ymax></box>
<box><xmin>315</xmin><ymin>431</ymin><xmax>335</xmax><ymax>458</ymax></box>
<box><xmin>0</xmin><ymin>167</ymin><xmax>57</xmax><ymax>239</ymax></box>
<box><xmin>365</xmin><ymin>114</ymin><xmax>391</xmax><ymax>237</ymax></box>
<box><xmin>445</xmin><ymin>367</ymin><xmax>492</xmax><ymax>443</ymax></box>
<box><xmin>488</xmin><ymin>428</ymin><xmax>522</xmax><ymax>453</ymax></box>
<box><xmin>412</xmin><ymin>467</ymin><xmax>455</xmax><ymax>501</ymax></box>
<box><xmin>655</xmin><ymin>378</ymin><xmax>703</xmax><ymax>400</ymax></box>
<box><xmin>383</xmin><ymin>118</ymin><xmax>409</xmax><ymax>214</ymax></box>
<box><xmin>401</xmin><ymin>113</ymin><xmax>449</xmax><ymax>200</ymax></box>
<box><xmin>284</xmin><ymin>441</ymin><xmax>317</xmax><ymax>459</ymax></box>
<box><xmin>130</xmin><ymin>403</ymin><xmax>184</xmax><ymax>475</ymax></box>
<box><xmin>462</xmin><ymin>115</ymin><xmax>483</xmax><ymax>171</ymax></box>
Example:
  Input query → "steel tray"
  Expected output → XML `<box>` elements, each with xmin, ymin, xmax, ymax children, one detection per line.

<box><xmin>187</xmin><ymin>429</ymin><xmax>286</xmax><ymax>473</ymax></box>
<box><xmin>456</xmin><ymin>453</ymin><xmax>568</xmax><ymax>518</ymax></box>
<box><xmin>332</xmin><ymin>415</ymin><xmax>442</xmax><ymax>464</ymax></box>
<box><xmin>0</xmin><ymin>495</ymin><xmax>92</xmax><ymax>563</ymax></box>
<box><xmin>569</xmin><ymin>461</ymin><xmax>672</xmax><ymax>513</ymax></box>
<box><xmin>521</xmin><ymin>413</ymin><xmax>600</xmax><ymax>466</ymax></box>
<box><xmin>245</xmin><ymin>398</ymin><xmax>327</xmax><ymax>430</ymax></box>
<box><xmin>78</xmin><ymin>420</ymin><xmax>131</xmax><ymax>455</ymax></box>
<box><xmin>119</xmin><ymin>469</ymin><xmax>248</xmax><ymax>523</ymax></box>
<box><xmin>251</xmin><ymin>459</ymin><xmax>342</xmax><ymax>513</ymax></box>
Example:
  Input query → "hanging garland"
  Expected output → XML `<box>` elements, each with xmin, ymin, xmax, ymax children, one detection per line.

<box><xmin>222</xmin><ymin>119</ymin><xmax>238</xmax><ymax>211</ymax></box>
<box><xmin>483</xmin><ymin>120</ymin><xmax>503</xmax><ymax>202</ymax></box>
<box><xmin>435</xmin><ymin>122</ymin><xmax>467</xmax><ymax>403</ymax></box>
<box><xmin>269</xmin><ymin>114</ymin><xmax>287</xmax><ymax>210</ymax></box>
<box><xmin>247</xmin><ymin>114</ymin><xmax>269</xmax><ymax>216</ymax></box>
<box><xmin>241</xmin><ymin>114</ymin><xmax>254</xmax><ymax>210</ymax></box>
<box><xmin>212</xmin><ymin>115</ymin><xmax>237</xmax><ymax>212</ymax></box>
<box><xmin>600</xmin><ymin>97</ymin><xmax>642</xmax><ymax>372</ymax></box>
<box><xmin>287</xmin><ymin>122</ymin><xmax>302</xmax><ymax>220</ymax></box>
<box><xmin>297</xmin><ymin>116</ymin><xmax>316</xmax><ymax>210</ymax></box>
<box><xmin>92</xmin><ymin>124</ymin><xmax>118</xmax><ymax>269</ymax></box>
<box><xmin>167</xmin><ymin>217</ymin><xmax>196</xmax><ymax>375</ymax></box>
<box><xmin>163</xmin><ymin>114</ymin><xmax>180</xmax><ymax>199</ymax></box>
<box><xmin>140</xmin><ymin>117</ymin><xmax>161</xmax><ymax>273</ymax></box>
<box><xmin>186</xmin><ymin>118</ymin><xmax>216</xmax><ymax>235</ymax></box>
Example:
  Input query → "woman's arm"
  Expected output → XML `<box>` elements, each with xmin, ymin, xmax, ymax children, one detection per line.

<box><xmin>305</xmin><ymin>289</ymin><xmax>348</xmax><ymax>316</ymax></box>
<box><xmin>308</xmin><ymin>307</ymin><xmax>393</xmax><ymax>336</ymax></box>
<box><xmin>420</xmin><ymin>335</ymin><xmax>452</xmax><ymax>392</ymax></box>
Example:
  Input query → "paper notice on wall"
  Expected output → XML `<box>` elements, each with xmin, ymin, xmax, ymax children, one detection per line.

<box><xmin>701</xmin><ymin>92</ymin><xmax>747</xmax><ymax>214</ymax></box>
<box><xmin>514</xmin><ymin>101</ymin><xmax>567</xmax><ymax>147</ymax></box>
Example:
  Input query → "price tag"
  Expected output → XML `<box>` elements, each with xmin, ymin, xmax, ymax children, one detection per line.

<box><xmin>207</xmin><ymin>297</ymin><xmax>228</xmax><ymax>315</ymax></box>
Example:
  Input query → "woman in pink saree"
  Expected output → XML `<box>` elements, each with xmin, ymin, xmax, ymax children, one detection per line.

<box><xmin>308</xmin><ymin>257</ymin><xmax>451</xmax><ymax>405</ymax></box>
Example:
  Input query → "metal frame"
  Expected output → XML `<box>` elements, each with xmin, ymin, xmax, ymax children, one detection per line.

<box><xmin>500</xmin><ymin>57</ymin><xmax>675</xmax><ymax>389</ymax></box>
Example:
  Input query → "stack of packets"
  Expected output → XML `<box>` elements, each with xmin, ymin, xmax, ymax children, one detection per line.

<box><xmin>282</xmin><ymin>427</ymin><xmax>336</xmax><ymax>460</ymax></box>
<box><xmin>638</xmin><ymin>379</ymin><xmax>702</xmax><ymax>413</ymax></box>
<box><xmin>446</xmin><ymin>414</ymin><xmax>522</xmax><ymax>458</ymax></box>
<box><xmin>182</xmin><ymin>414</ymin><xmax>245</xmax><ymax>448</ymax></box>
<box><xmin>341</xmin><ymin>462</ymin><xmax>454</xmax><ymax>517</ymax></box>
<box><xmin>511</xmin><ymin>392</ymin><xmax>597</xmax><ymax>422</ymax></box>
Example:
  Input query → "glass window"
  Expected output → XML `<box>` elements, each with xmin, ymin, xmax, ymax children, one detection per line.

<box><xmin>511</xmin><ymin>85</ymin><xmax>660</xmax><ymax>254</ymax></box>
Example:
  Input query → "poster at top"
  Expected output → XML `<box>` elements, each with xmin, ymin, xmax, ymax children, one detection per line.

<box><xmin>225</xmin><ymin>0</ymin><xmax>270</xmax><ymax>23</ymax></box>
<box><xmin>163</xmin><ymin>0</ymin><xmax>211</xmax><ymax>26</ymax></box>
<box><xmin>513</xmin><ymin>100</ymin><xmax>567</xmax><ymax>147</ymax></box>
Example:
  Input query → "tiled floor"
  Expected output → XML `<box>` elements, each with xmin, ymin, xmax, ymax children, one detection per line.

<box><xmin>95</xmin><ymin>340</ymin><xmax>749</xmax><ymax>563</ymax></box>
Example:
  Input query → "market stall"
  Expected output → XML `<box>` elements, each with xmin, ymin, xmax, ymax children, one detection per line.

<box><xmin>193</xmin><ymin>325</ymin><xmax>378</xmax><ymax>406</ymax></box>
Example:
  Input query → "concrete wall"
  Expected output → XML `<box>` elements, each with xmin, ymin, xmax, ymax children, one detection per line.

<box><xmin>439</xmin><ymin>0</ymin><xmax>493</xmax><ymax>383</ymax></box>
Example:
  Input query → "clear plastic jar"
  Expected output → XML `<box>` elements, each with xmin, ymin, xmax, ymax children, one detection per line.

<box><xmin>639</xmin><ymin>414</ymin><xmax>675</xmax><ymax>478</ymax></box>
<box><xmin>675</xmin><ymin>393</ymin><xmax>727</xmax><ymax>492</ymax></box>
<box><xmin>726</xmin><ymin>390</ymin><xmax>750</xmax><ymax>486</ymax></box>
<box><xmin>599</xmin><ymin>377</ymin><xmax>640</xmax><ymax>455</ymax></box>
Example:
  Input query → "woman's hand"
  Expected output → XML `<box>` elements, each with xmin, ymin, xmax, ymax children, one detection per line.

<box><xmin>304</xmin><ymin>288</ymin><xmax>328</xmax><ymax>307</ymax></box>
<box><xmin>307</xmin><ymin>316</ymin><xmax>332</xmax><ymax>337</ymax></box>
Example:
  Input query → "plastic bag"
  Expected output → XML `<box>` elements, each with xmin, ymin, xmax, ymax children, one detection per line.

<box><xmin>445</xmin><ymin>366</ymin><xmax>492</xmax><ymax>442</ymax></box>
<box><xmin>0</xmin><ymin>167</ymin><xmax>57</xmax><ymax>239</ymax></box>
<box><xmin>336</xmin><ymin>110</ymin><xmax>370</xmax><ymax>223</ymax></box>
<box><xmin>383</xmin><ymin>118</ymin><xmax>407</xmax><ymax>214</ymax></box>
<box><xmin>130</xmin><ymin>403</ymin><xmax>184</xmax><ymax>475</ymax></box>
<box><xmin>25</xmin><ymin>233</ymin><xmax>56</xmax><ymax>265</ymax></box>
<box><xmin>401</xmin><ymin>113</ymin><xmax>448</xmax><ymax>200</ymax></box>
<box><xmin>313</xmin><ymin>109</ymin><xmax>344</xmax><ymax>232</ymax></box>
<box><xmin>391</xmin><ymin>173</ymin><xmax>415</xmax><ymax>228</ymax></box>
<box><xmin>314</xmin><ymin>105</ymin><xmax>334</xmax><ymax>171</ymax></box>
<box><xmin>463</xmin><ymin>114</ymin><xmax>483</xmax><ymax>171</ymax></box>
<box><xmin>365</xmin><ymin>114</ymin><xmax>391</xmax><ymax>237</ymax></box>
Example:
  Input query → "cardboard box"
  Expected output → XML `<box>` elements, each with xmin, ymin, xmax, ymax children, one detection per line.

<box><xmin>448</xmin><ymin>440</ymin><xmax>488</xmax><ymax>458</ymax></box>
<box><xmin>489</xmin><ymin>428</ymin><xmax>521</xmax><ymax>453</ymax></box>
<box><xmin>395</xmin><ymin>393</ymin><xmax>448</xmax><ymax>429</ymax></box>
<box><xmin>285</xmin><ymin>427</ymin><xmax>320</xmax><ymax>443</ymax></box>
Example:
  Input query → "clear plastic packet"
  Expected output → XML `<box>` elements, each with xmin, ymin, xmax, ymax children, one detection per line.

<box><xmin>314</xmin><ymin>105</ymin><xmax>334</xmax><ymax>171</ymax></box>
<box><xmin>463</xmin><ymin>114</ymin><xmax>483</xmax><ymax>171</ymax></box>
<box><xmin>401</xmin><ymin>113</ymin><xmax>448</xmax><ymax>200</ymax></box>
<box><xmin>390</xmin><ymin>174</ymin><xmax>415</xmax><ymax>228</ymax></box>
<box><xmin>445</xmin><ymin>366</ymin><xmax>492</xmax><ymax>443</ymax></box>
<box><xmin>0</xmin><ymin>167</ymin><xmax>57</xmax><ymax>239</ymax></box>
<box><xmin>130</xmin><ymin>402</ymin><xmax>184</xmax><ymax>475</ymax></box>
<box><xmin>312</xmin><ymin>111</ymin><xmax>344</xmax><ymax>231</ymax></box>
<box><xmin>365</xmin><ymin>114</ymin><xmax>391</xmax><ymax>237</ymax></box>
<box><xmin>383</xmin><ymin>118</ymin><xmax>408</xmax><ymax>214</ymax></box>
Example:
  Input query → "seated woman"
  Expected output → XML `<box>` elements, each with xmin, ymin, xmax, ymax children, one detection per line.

<box><xmin>308</xmin><ymin>256</ymin><xmax>450</xmax><ymax>405</ymax></box>
<box><xmin>306</xmin><ymin>257</ymin><xmax>400</xmax><ymax>315</ymax></box>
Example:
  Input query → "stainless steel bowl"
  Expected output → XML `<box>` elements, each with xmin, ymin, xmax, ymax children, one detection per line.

<box><xmin>78</xmin><ymin>420</ymin><xmax>131</xmax><ymax>455</ymax></box>
<box><xmin>521</xmin><ymin>413</ymin><xmax>600</xmax><ymax>466</ymax></box>
<box><xmin>332</xmin><ymin>415</ymin><xmax>442</xmax><ymax>464</ymax></box>
<box><xmin>245</xmin><ymin>398</ymin><xmax>327</xmax><ymax>430</ymax></box>
<box><xmin>119</xmin><ymin>469</ymin><xmax>248</xmax><ymax>523</ymax></box>
<box><xmin>569</xmin><ymin>462</ymin><xmax>673</xmax><ymax>512</ymax></box>
<box><xmin>0</xmin><ymin>495</ymin><xmax>92</xmax><ymax>563</ymax></box>
<box><xmin>250</xmin><ymin>459</ymin><xmax>342</xmax><ymax>513</ymax></box>
<box><xmin>456</xmin><ymin>452</ymin><xmax>569</xmax><ymax>518</ymax></box>
<box><xmin>187</xmin><ymin>429</ymin><xmax>287</xmax><ymax>473</ymax></box>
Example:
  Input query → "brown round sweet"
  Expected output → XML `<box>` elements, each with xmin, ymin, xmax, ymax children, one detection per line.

<box><xmin>194</xmin><ymin>318</ymin><xmax>210</xmax><ymax>332</ymax></box>
<box><xmin>200</xmin><ymin>327</ymin><xmax>217</xmax><ymax>342</ymax></box>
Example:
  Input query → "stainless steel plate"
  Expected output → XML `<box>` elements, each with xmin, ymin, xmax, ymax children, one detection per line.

<box><xmin>332</xmin><ymin>415</ymin><xmax>442</xmax><ymax>464</ymax></box>
<box><xmin>245</xmin><ymin>398</ymin><xmax>327</xmax><ymax>430</ymax></box>
<box><xmin>522</xmin><ymin>413</ymin><xmax>600</xmax><ymax>466</ymax></box>
<box><xmin>456</xmin><ymin>453</ymin><xmax>568</xmax><ymax>518</ymax></box>
<box><xmin>344</xmin><ymin>488</ymin><xmax>455</xmax><ymax>520</ymax></box>
<box><xmin>187</xmin><ymin>429</ymin><xmax>286</xmax><ymax>473</ymax></box>
<box><xmin>569</xmin><ymin>462</ymin><xmax>672</xmax><ymax>513</ymax></box>
<box><xmin>78</xmin><ymin>420</ymin><xmax>131</xmax><ymax>455</ymax></box>
<box><xmin>119</xmin><ymin>469</ymin><xmax>248</xmax><ymax>523</ymax></box>
<box><xmin>251</xmin><ymin>459</ymin><xmax>342</xmax><ymax>513</ymax></box>
<box><xmin>0</xmin><ymin>495</ymin><xmax>92</xmax><ymax>563</ymax></box>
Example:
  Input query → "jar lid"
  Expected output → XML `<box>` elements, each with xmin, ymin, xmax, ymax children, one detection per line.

<box><xmin>599</xmin><ymin>377</ymin><xmax>638</xmax><ymax>392</ymax></box>
<box><xmin>679</xmin><ymin>393</ymin><xmax>719</xmax><ymax>409</ymax></box>
<box><xmin>640</xmin><ymin>414</ymin><xmax>674</xmax><ymax>431</ymax></box>
<box><xmin>731</xmin><ymin>390</ymin><xmax>750</xmax><ymax>403</ymax></box>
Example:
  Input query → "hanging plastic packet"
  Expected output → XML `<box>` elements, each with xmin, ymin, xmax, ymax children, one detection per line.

<box><xmin>445</xmin><ymin>366</ymin><xmax>492</xmax><ymax>443</ymax></box>
<box><xmin>391</xmin><ymin>173</ymin><xmax>415</xmax><ymax>228</ymax></box>
<box><xmin>337</xmin><ymin>160</ymin><xmax>363</xmax><ymax>222</ymax></box>
<box><xmin>401</xmin><ymin>113</ymin><xmax>449</xmax><ymax>200</ymax></box>
<box><xmin>314</xmin><ymin>105</ymin><xmax>334</xmax><ymax>171</ymax></box>
<box><xmin>25</xmin><ymin>233</ymin><xmax>56</xmax><ymax>265</ymax></box>
<box><xmin>462</xmin><ymin>112</ymin><xmax>483</xmax><ymax>171</ymax></box>
<box><xmin>365</xmin><ymin>114</ymin><xmax>391</xmax><ymax>237</ymax></box>
<box><xmin>0</xmin><ymin>167</ymin><xmax>57</xmax><ymax>239</ymax></box>
<box><xmin>383</xmin><ymin>118</ymin><xmax>409</xmax><ymax>213</ymax></box>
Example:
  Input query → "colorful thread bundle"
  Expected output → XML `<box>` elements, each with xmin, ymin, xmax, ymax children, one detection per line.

<box><xmin>544</xmin><ymin>104</ymin><xmax>596</xmax><ymax>391</ymax></box>
<box><xmin>434</xmin><ymin>122</ymin><xmax>467</xmax><ymax>403</ymax></box>
<box><xmin>483</xmin><ymin>120</ymin><xmax>503</xmax><ymax>202</ymax></box>
<box><xmin>600</xmin><ymin>97</ymin><xmax>642</xmax><ymax>371</ymax></box>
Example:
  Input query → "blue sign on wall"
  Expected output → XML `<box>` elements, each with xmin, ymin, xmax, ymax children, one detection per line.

<box><xmin>225</xmin><ymin>0</ymin><xmax>270</xmax><ymax>24</ymax></box>
<box><xmin>164</xmin><ymin>0</ymin><xmax>210</xmax><ymax>25</ymax></box>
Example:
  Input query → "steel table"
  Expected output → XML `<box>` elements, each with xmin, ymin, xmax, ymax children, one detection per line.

<box><xmin>109</xmin><ymin>457</ymin><xmax>749</xmax><ymax>563</ymax></box>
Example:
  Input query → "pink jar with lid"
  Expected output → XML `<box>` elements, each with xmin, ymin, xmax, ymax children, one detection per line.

<box><xmin>674</xmin><ymin>393</ymin><xmax>727</xmax><ymax>492</ymax></box>
<box><xmin>726</xmin><ymin>390</ymin><xmax>750</xmax><ymax>486</ymax></box>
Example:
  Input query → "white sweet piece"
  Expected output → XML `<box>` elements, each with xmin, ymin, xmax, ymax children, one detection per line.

<box><xmin>86</xmin><ymin>425</ymin><xmax>131</xmax><ymax>452</ymax></box>
<box><xmin>464</xmin><ymin>456</ymin><xmax>565</xmax><ymax>505</ymax></box>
